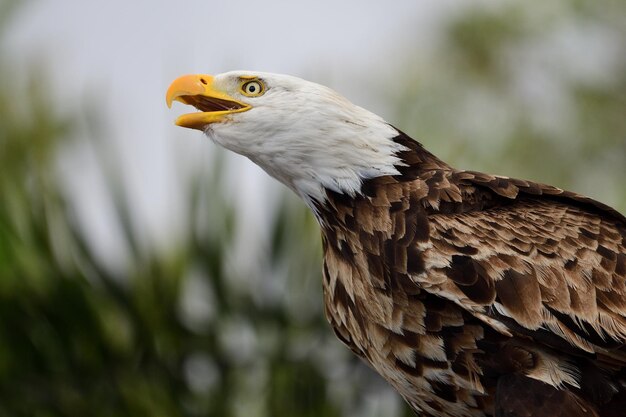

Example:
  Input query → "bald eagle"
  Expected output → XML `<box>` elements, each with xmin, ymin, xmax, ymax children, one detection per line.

<box><xmin>166</xmin><ymin>72</ymin><xmax>626</xmax><ymax>417</ymax></box>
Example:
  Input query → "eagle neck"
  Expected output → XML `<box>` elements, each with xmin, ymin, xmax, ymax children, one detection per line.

<box><xmin>309</xmin><ymin>131</ymin><xmax>450</xmax><ymax>219</ymax></box>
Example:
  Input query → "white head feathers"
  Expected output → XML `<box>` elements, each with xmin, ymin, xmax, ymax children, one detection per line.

<box><xmin>202</xmin><ymin>71</ymin><xmax>406</xmax><ymax>207</ymax></box>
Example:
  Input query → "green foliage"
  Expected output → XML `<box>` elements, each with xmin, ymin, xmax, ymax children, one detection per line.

<box><xmin>0</xmin><ymin>67</ymin><xmax>348</xmax><ymax>414</ymax></box>
<box><xmin>0</xmin><ymin>77</ymin><xmax>344</xmax><ymax>416</ymax></box>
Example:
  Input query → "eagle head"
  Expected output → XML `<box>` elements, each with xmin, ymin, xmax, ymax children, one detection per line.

<box><xmin>166</xmin><ymin>71</ymin><xmax>406</xmax><ymax>207</ymax></box>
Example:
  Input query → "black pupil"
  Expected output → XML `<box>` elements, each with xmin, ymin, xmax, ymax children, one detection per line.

<box><xmin>248</xmin><ymin>84</ymin><xmax>256</xmax><ymax>93</ymax></box>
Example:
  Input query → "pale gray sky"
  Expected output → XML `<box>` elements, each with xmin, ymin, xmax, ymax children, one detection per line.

<box><xmin>4</xmin><ymin>0</ymin><xmax>465</xmax><ymax>259</ymax></box>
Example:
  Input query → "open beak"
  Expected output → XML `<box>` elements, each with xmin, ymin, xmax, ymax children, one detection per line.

<box><xmin>166</xmin><ymin>74</ymin><xmax>251</xmax><ymax>130</ymax></box>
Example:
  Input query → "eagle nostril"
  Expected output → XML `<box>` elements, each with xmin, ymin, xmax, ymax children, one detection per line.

<box><xmin>200</xmin><ymin>78</ymin><xmax>208</xmax><ymax>85</ymax></box>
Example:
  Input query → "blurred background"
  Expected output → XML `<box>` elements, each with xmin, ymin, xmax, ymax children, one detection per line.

<box><xmin>1</xmin><ymin>0</ymin><xmax>624</xmax><ymax>416</ymax></box>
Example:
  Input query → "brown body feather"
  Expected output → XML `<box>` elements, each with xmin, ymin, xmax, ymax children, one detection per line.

<box><xmin>317</xmin><ymin>132</ymin><xmax>626</xmax><ymax>417</ymax></box>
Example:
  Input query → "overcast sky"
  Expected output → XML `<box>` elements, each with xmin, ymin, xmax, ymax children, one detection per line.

<box><xmin>5</xmin><ymin>0</ymin><xmax>467</xmax><ymax>259</ymax></box>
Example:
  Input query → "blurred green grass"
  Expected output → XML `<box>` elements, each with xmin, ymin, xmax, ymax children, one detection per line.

<box><xmin>0</xmin><ymin>1</ymin><xmax>624</xmax><ymax>416</ymax></box>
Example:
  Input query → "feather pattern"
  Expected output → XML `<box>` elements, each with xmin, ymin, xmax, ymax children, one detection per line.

<box><xmin>317</xmin><ymin>131</ymin><xmax>626</xmax><ymax>417</ymax></box>
<box><xmin>169</xmin><ymin>71</ymin><xmax>626</xmax><ymax>417</ymax></box>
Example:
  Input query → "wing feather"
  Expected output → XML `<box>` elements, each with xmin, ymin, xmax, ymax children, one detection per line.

<box><xmin>418</xmin><ymin>171</ymin><xmax>626</xmax><ymax>355</ymax></box>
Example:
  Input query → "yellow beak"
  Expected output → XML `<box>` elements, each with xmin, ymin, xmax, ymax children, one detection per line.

<box><xmin>166</xmin><ymin>74</ymin><xmax>251</xmax><ymax>130</ymax></box>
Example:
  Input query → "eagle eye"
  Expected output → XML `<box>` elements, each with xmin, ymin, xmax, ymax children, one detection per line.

<box><xmin>240</xmin><ymin>80</ymin><xmax>265</xmax><ymax>97</ymax></box>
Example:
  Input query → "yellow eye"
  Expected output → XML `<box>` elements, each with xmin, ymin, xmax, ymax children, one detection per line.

<box><xmin>240</xmin><ymin>80</ymin><xmax>265</xmax><ymax>97</ymax></box>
